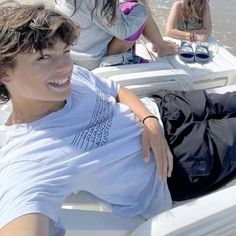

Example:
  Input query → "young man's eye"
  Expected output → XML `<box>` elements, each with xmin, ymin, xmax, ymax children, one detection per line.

<box><xmin>37</xmin><ymin>55</ymin><xmax>50</xmax><ymax>61</ymax></box>
<box><xmin>64</xmin><ymin>50</ymin><xmax>71</xmax><ymax>54</ymax></box>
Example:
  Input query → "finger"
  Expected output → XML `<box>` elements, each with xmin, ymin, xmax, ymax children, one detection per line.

<box><xmin>151</xmin><ymin>139</ymin><xmax>164</xmax><ymax>178</ymax></box>
<box><xmin>166</xmin><ymin>144</ymin><xmax>173</xmax><ymax>177</ymax></box>
<box><xmin>155</xmin><ymin>138</ymin><xmax>169</xmax><ymax>181</ymax></box>
<box><xmin>160</xmin><ymin>140</ymin><xmax>168</xmax><ymax>181</ymax></box>
<box><xmin>162</xmin><ymin>154</ymin><xmax>168</xmax><ymax>182</ymax></box>
<box><xmin>155</xmin><ymin>150</ymin><xmax>163</xmax><ymax>178</ymax></box>
<box><xmin>141</xmin><ymin>130</ymin><xmax>150</xmax><ymax>163</ymax></box>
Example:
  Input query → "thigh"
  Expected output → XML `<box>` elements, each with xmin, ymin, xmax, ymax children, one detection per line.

<box><xmin>167</xmin><ymin>115</ymin><xmax>236</xmax><ymax>201</ymax></box>
<box><xmin>208</xmin><ymin>117</ymin><xmax>236</xmax><ymax>175</ymax></box>
<box><xmin>152</xmin><ymin>90</ymin><xmax>212</xmax><ymax>123</ymax></box>
<box><xmin>207</xmin><ymin>91</ymin><xmax>236</xmax><ymax>117</ymax></box>
<box><xmin>153</xmin><ymin>90</ymin><xmax>236</xmax><ymax>122</ymax></box>
<box><xmin>107</xmin><ymin>37</ymin><xmax>135</xmax><ymax>55</ymax></box>
<box><xmin>151</xmin><ymin>90</ymin><xmax>236</xmax><ymax>200</ymax></box>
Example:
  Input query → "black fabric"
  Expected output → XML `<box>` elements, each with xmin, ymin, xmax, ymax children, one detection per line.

<box><xmin>152</xmin><ymin>90</ymin><xmax>236</xmax><ymax>201</ymax></box>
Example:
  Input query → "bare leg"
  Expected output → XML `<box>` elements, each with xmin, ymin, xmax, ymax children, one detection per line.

<box><xmin>107</xmin><ymin>37</ymin><xmax>135</xmax><ymax>55</ymax></box>
<box><xmin>142</xmin><ymin>14</ymin><xmax>179</xmax><ymax>57</ymax></box>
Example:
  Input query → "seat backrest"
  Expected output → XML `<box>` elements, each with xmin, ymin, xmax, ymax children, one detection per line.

<box><xmin>92</xmin><ymin>62</ymin><xmax>173</xmax><ymax>79</ymax></box>
<box><xmin>108</xmin><ymin>69</ymin><xmax>193</xmax><ymax>96</ymax></box>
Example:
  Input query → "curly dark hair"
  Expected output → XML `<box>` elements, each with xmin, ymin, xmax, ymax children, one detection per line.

<box><xmin>0</xmin><ymin>2</ymin><xmax>80</xmax><ymax>103</ymax></box>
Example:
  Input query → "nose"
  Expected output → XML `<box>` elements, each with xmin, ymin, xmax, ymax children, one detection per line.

<box><xmin>56</xmin><ymin>55</ymin><xmax>73</xmax><ymax>74</ymax></box>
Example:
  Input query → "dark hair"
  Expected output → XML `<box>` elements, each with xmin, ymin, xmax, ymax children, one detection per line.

<box><xmin>55</xmin><ymin>0</ymin><xmax>117</xmax><ymax>26</ymax></box>
<box><xmin>0</xmin><ymin>2</ymin><xmax>80</xmax><ymax>103</ymax></box>
<box><xmin>94</xmin><ymin>0</ymin><xmax>117</xmax><ymax>26</ymax></box>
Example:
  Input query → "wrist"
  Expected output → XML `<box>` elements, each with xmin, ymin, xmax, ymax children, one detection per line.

<box><xmin>185</xmin><ymin>32</ymin><xmax>193</xmax><ymax>41</ymax></box>
<box><xmin>185</xmin><ymin>32</ymin><xmax>189</xmax><ymax>40</ymax></box>
<box><xmin>142</xmin><ymin>115</ymin><xmax>159</xmax><ymax>124</ymax></box>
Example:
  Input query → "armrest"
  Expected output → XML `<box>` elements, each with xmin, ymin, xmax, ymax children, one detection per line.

<box><xmin>131</xmin><ymin>185</ymin><xmax>236</xmax><ymax>236</ymax></box>
<box><xmin>92</xmin><ymin>62</ymin><xmax>173</xmax><ymax>79</ymax></box>
<box><xmin>109</xmin><ymin>69</ymin><xmax>193</xmax><ymax>96</ymax></box>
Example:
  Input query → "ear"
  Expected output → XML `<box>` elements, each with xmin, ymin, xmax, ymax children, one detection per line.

<box><xmin>0</xmin><ymin>72</ymin><xmax>11</xmax><ymax>85</ymax></box>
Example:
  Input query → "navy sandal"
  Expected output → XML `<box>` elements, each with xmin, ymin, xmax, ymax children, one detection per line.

<box><xmin>195</xmin><ymin>44</ymin><xmax>210</xmax><ymax>63</ymax></box>
<box><xmin>178</xmin><ymin>41</ymin><xmax>195</xmax><ymax>63</ymax></box>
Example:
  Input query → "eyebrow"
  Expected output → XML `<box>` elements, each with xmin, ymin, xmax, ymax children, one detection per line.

<box><xmin>38</xmin><ymin>44</ymin><xmax>70</xmax><ymax>55</ymax></box>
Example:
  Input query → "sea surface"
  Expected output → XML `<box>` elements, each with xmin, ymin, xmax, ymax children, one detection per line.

<box><xmin>15</xmin><ymin>0</ymin><xmax>236</xmax><ymax>56</ymax></box>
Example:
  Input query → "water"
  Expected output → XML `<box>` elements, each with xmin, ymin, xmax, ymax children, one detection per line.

<box><xmin>15</xmin><ymin>0</ymin><xmax>236</xmax><ymax>56</ymax></box>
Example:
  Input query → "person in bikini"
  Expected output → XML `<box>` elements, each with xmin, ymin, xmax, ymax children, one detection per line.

<box><xmin>55</xmin><ymin>0</ymin><xmax>178</xmax><ymax>69</ymax></box>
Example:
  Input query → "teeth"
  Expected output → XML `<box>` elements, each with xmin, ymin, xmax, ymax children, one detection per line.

<box><xmin>50</xmin><ymin>78</ymin><xmax>68</xmax><ymax>86</ymax></box>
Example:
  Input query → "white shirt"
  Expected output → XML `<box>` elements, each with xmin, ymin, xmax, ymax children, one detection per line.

<box><xmin>0</xmin><ymin>66</ymin><xmax>171</xmax><ymax>234</ymax></box>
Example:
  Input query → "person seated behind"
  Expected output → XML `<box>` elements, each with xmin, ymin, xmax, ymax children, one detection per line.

<box><xmin>166</xmin><ymin>0</ymin><xmax>212</xmax><ymax>42</ymax></box>
<box><xmin>0</xmin><ymin>3</ymin><xmax>236</xmax><ymax>236</ymax></box>
<box><xmin>55</xmin><ymin>0</ymin><xmax>178</xmax><ymax>70</ymax></box>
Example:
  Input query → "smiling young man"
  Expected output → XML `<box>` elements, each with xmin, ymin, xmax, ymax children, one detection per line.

<box><xmin>0</xmin><ymin>3</ymin><xmax>173</xmax><ymax>236</ymax></box>
<box><xmin>1</xmin><ymin>2</ymin><xmax>236</xmax><ymax>236</ymax></box>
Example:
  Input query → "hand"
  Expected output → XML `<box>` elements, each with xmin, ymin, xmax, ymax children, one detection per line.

<box><xmin>152</xmin><ymin>40</ymin><xmax>179</xmax><ymax>57</ymax></box>
<box><xmin>141</xmin><ymin>118</ymin><xmax>173</xmax><ymax>181</ymax></box>
<box><xmin>195</xmin><ymin>34</ymin><xmax>208</xmax><ymax>42</ymax></box>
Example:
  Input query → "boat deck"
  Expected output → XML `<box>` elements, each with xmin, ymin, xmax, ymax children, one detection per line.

<box><xmin>136</xmin><ymin>37</ymin><xmax>236</xmax><ymax>90</ymax></box>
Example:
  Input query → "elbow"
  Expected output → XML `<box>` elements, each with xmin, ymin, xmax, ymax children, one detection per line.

<box><xmin>165</xmin><ymin>28</ymin><xmax>172</xmax><ymax>36</ymax></box>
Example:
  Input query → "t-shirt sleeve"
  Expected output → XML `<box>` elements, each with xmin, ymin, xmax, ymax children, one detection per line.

<box><xmin>55</xmin><ymin>0</ymin><xmax>148</xmax><ymax>42</ymax></box>
<box><xmin>91</xmin><ymin>1</ymin><xmax>148</xmax><ymax>40</ymax></box>
<box><xmin>72</xmin><ymin>65</ymin><xmax>120</xmax><ymax>98</ymax></box>
<box><xmin>0</xmin><ymin>161</ymin><xmax>64</xmax><ymax>230</ymax></box>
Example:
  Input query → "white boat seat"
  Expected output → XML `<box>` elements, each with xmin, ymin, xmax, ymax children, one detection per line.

<box><xmin>61</xmin><ymin>184</ymin><xmax>236</xmax><ymax>236</ymax></box>
<box><xmin>108</xmin><ymin>69</ymin><xmax>193</xmax><ymax>96</ymax></box>
<box><xmin>137</xmin><ymin>37</ymin><xmax>236</xmax><ymax>90</ymax></box>
<box><xmin>92</xmin><ymin>61</ymin><xmax>173</xmax><ymax>79</ymax></box>
<box><xmin>130</xmin><ymin>185</ymin><xmax>236</xmax><ymax>236</ymax></box>
<box><xmin>1</xmin><ymin>81</ymin><xmax>236</xmax><ymax>236</ymax></box>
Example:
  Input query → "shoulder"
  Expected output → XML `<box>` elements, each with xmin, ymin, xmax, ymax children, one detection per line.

<box><xmin>71</xmin><ymin>65</ymin><xmax>105</xmax><ymax>96</ymax></box>
<box><xmin>170</xmin><ymin>1</ymin><xmax>182</xmax><ymax>12</ymax></box>
<box><xmin>205</xmin><ymin>1</ymin><xmax>211</xmax><ymax>10</ymax></box>
<box><xmin>72</xmin><ymin>65</ymin><xmax>96</xmax><ymax>83</ymax></box>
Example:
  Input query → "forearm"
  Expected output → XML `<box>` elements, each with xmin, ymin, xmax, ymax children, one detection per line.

<box><xmin>116</xmin><ymin>86</ymin><xmax>154</xmax><ymax>121</ymax></box>
<box><xmin>142</xmin><ymin>12</ymin><xmax>165</xmax><ymax>47</ymax></box>
<box><xmin>166</xmin><ymin>28</ymin><xmax>210</xmax><ymax>41</ymax></box>
<box><xmin>189</xmin><ymin>28</ymin><xmax>212</xmax><ymax>36</ymax></box>
<box><xmin>116</xmin><ymin>87</ymin><xmax>173</xmax><ymax>180</ymax></box>
<box><xmin>166</xmin><ymin>28</ymin><xmax>190</xmax><ymax>40</ymax></box>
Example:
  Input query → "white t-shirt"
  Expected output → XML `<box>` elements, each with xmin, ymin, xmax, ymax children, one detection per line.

<box><xmin>55</xmin><ymin>0</ymin><xmax>148</xmax><ymax>69</ymax></box>
<box><xmin>0</xmin><ymin>66</ymin><xmax>171</xmax><ymax>234</ymax></box>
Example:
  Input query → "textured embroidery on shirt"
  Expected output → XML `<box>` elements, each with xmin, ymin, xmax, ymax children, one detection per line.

<box><xmin>71</xmin><ymin>90</ymin><xmax>114</xmax><ymax>150</ymax></box>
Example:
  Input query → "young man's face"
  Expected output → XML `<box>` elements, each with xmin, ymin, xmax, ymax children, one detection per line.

<box><xmin>5</xmin><ymin>40</ymin><xmax>73</xmax><ymax>104</ymax></box>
